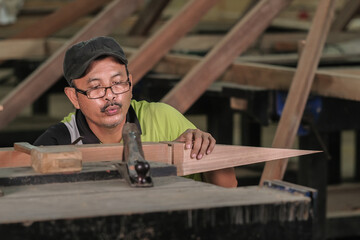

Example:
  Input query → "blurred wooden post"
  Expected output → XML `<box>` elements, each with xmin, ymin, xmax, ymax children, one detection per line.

<box><xmin>128</xmin><ymin>0</ymin><xmax>171</xmax><ymax>36</ymax></box>
<box><xmin>331</xmin><ymin>0</ymin><xmax>360</xmax><ymax>31</ymax></box>
<box><xmin>260</xmin><ymin>0</ymin><xmax>336</xmax><ymax>185</ymax></box>
<box><xmin>161</xmin><ymin>0</ymin><xmax>293</xmax><ymax>113</ymax></box>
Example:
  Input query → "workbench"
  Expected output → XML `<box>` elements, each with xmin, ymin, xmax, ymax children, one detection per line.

<box><xmin>0</xmin><ymin>162</ymin><xmax>315</xmax><ymax>240</ymax></box>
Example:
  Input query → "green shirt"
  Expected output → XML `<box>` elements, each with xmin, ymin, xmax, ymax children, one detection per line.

<box><xmin>131</xmin><ymin>100</ymin><xmax>196</xmax><ymax>142</ymax></box>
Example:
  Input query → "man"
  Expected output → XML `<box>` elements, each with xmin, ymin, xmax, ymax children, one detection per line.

<box><xmin>34</xmin><ymin>36</ymin><xmax>237</xmax><ymax>188</ymax></box>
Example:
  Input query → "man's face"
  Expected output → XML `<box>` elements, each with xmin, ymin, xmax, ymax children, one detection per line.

<box><xmin>66</xmin><ymin>57</ymin><xmax>132</xmax><ymax>130</ymax></box>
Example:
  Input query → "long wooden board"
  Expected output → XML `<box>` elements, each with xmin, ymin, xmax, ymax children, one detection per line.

<box><xmin>161</xmin><ymin>0</ymin><xmax>292</xmax><ymax>113</ymax></box>
<box><xmin>0</xmin><ymin>0</ymin><xmax>141</xmax><ymax>130</ymax></box>
<box><xmin>0</xmin><ymin>143</ymin><xmax>319</xmax><ymax>177</ymax></box>
<box><xmin>260</xmin><ymin>0</ymin><xmax>336</xmax><ymax>184</ymax></box>
<box><xmin>169</xmin><ymin>142</ymin><xmax>319</xmax><ymax>176</ymax></box>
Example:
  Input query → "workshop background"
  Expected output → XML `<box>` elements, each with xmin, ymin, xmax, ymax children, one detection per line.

<box><xmin>0</xmin><ymin>0</ymin><xmax>359</xmax><ymax>239</ymax></box>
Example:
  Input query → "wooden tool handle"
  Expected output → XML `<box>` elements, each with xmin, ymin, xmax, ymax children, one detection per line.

<box><xmin>14</xmin><ymin>142</ymin><xmax>37</xmax><ymax>155</ymax></box>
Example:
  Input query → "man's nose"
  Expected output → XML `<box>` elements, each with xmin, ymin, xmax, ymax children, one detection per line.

<box><xmin>104</xmin><ymin>87</ymin><xmax>116</xmax><ymax>100</ymax></box>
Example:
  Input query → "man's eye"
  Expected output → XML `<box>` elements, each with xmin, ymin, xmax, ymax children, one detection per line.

<box><xmin>89</xmin><ymin>85</ymin><xmax>101</xmax><ymax>90</ymax></box>
<box><xmin>114</xmin><ymin>81</ymin><xmax>126</xmax><ymax>85</ymax></box>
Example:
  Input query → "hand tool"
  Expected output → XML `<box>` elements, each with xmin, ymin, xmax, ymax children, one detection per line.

<box><xmin>115</xmin><ymin>123</ymin><xmax>153</xmax><ymax>187</ymax></box>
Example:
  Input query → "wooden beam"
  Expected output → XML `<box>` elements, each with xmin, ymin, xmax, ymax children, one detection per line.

<box><xmin>143</xmin><ymin>49</ymin><xmax>360</xmax><ymax>102</ymax></box>
<box><xmin>170</xmin><ymin>143</ymin><xmax>318</xmax><ymax>176</ymax></box>
<box><xmin>0</xmin><ymin>39</ymin><xmax>45</xmax><ymax>60</ymax></box>
<box><xmin>0</xmin><ymin>0</ymin><xmax>141</xmax><ymax>130</ymax></box>
<box><xmin>161</xmin><ymin>0</ymin><xmax>293</xmax><ymax>114</ymax></box>
<box><xmin>12</xmin><ymin>0</ymin><xmax>110</xmax><ymax>39</ymax></box>
<box><xmin>128</xmin><ymin>0</ymin><xmax>221</xmax><ymax>83</ymax></box>
<box><xmin>331</xmin><ymin>0</ymin><xmax>360</xmax><ymax>31</ymax></box>
<box><xmin>128</xmin><ymin>0</ymin><xmax>171</xmax><ymax>36</ymax></box>
<box><xmin>221</xmin><ymin>62</ymin><xmax>360</xmax><ymax>102</ymax></box>
<box><xmin>260</xmin><ymin>0</ymin><xmax>336</xmax><ymax>184</ymax></box>
<box><xmin>259</xmin><ymin>32</ymin><xmax>360</xmax><ymax>53</ymax></box>
<box><xmin>0</xmin><ymin>143</ymin><xmax>170</xmax><ymax>169</ymax></box>
<box><xmin>1</xmin><ymin>143</ymin><xmax>318</xmax><ymax>176</ymax></box>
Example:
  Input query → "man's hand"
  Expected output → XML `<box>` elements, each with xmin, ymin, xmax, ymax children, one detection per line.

<box><xmin>175</xmin><ymin>129</ymin><xmax>216</xmax><ymax>160</ymax></box>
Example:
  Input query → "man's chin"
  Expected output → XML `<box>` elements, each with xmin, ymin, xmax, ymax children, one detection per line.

<box><xmin>102</xmin><ymin>121</ymin><xmax>122</xmax><ymax>128</ymax></box>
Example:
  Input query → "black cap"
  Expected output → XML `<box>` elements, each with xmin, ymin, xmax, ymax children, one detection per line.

<box><xmin>63</xmin><ymin>36</ymin><xmax>128</xmax><ymax>85</ymax></box>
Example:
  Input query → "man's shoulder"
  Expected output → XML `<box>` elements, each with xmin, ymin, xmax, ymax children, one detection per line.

<box><xmin>33</xmin><ymin>122</ymin><xmax>71</xmax><ymax>146</ymax></box>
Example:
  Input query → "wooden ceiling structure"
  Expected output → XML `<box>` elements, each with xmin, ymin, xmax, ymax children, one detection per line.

<box><xmin>0</xmin><ymin>0</ymin><xmax>358</xmax><ymax>184</ymax></box>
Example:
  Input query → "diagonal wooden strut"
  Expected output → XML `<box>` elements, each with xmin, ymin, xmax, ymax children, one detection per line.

<box><xmin>161</xmin><ymin>0</ymin><xmax>293</xmax><ymax>114</ymax></box>
<box><xmin>259</xmin><ymin>0</ymin><xmax>336</xmax><ymax>185</ymax></box>
<box><xmin>0</xmin><ymin>0</ymin><xmax>142</xmax><ymax>130</ymax></box>
<box><xmin>128</xmin><ymin>0</ymin><xmax>221</xmax><ymax>83</ymax></box>
<box><xmin>128</xmin><ymin>0</ymin><xmax>171</xmax><ymax>36</ymax></box>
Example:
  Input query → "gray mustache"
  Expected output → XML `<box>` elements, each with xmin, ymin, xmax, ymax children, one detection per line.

<box><xmin>100</xmin><ymin>102</ymin><xmax>122</xmax><ymax>112</ymax></box>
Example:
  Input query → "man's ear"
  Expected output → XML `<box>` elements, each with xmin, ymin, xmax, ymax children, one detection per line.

<box><xmin>129</xmin><ymin>74</ymin><xmax>133</xmax><ymax>98</ymax></box>
<box><xmin>64</xmin><ymin>87</ymin><xmax>80</xmax><ymax>109</ymax></box>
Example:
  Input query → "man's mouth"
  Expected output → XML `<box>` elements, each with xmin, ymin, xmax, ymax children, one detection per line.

<box><xmin>101</xmin><ymin>102</ymin><xmax>122</xmax><ymax>115</ymax></box>
<box><xmin>105</xmin><ymin>106</ymin><xmax>120</xmax><ymax>115</ymax></box>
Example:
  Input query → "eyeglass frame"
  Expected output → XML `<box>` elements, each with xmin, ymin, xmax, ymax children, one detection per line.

<box><xmin>70</xmin><ymin>66</ymin><xmax>131</xmax><ymax>99</ymax></box>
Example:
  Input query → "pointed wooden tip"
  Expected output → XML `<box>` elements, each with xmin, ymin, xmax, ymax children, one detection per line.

<box><xmin>171</xmin><ymin>143</ymin><xmax>321</xmax><ymax>176</ymax></box>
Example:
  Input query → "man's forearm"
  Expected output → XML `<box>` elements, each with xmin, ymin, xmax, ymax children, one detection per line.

<box><xmin>203</xmin><ymin>167</ymin><xmax>238</xmax><ymax>188</ymax></box>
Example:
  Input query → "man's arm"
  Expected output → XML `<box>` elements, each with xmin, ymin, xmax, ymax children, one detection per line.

<box><xmin>175</xmin><ymin>129</ymin><xmax>238</xmax><ymax>188</ymax></box>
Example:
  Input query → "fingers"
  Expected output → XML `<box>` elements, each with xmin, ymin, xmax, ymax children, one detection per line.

<box><xmin>183</xmin><ymin>131</ymin><xmax>195</xmax><ymax>150</ymax></box>
<box><xmin>176</xmin><ymin>129</ymin><xmax>216</xmax><ymax>160</ymax></box>
<box><xmin>190</xmin><ymin>129</ymin><xmax>216</xmax><ymax>160</ymax></box>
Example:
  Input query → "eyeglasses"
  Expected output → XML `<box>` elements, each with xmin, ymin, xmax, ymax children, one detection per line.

<box><xmin>73</xmin><ymin>79</ymin><xmax>131</xmax><ymax>99</ymax></box>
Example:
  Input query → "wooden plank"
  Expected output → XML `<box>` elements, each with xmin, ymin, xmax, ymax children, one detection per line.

<box><xmin>169</xmin><ymin>142</ymin><xmax>319</xmax><ymax>176</ymax></box>
<box><xmin>12</xmin><ymin>0</ymin><xmax>110</xmax><ymax>39</ymax></box>
<box><xmin>1</xmin><ymin>143</ymin><xmax>318</xmax><ymax>177</ymax></box>
<box><xmin>221</xmin><ymin>62</ymin><xmax>360</xmax><ymax>102</ymax></box>
<box><xmin>260</xmin><ymin>32</ymin><xmax>360</xmax><ymax>53</ymax></box>
<box><xmin>260</xmin><ymin>0</ymin><xmax>336</xmax><ymax>184</ymax></box>
<box><xmin>128</xmin><ymin>0</ymin><xmax>171</xmax><ymax>36</ymax></box>
<box><xmin>75</xmin><ymin>142</ymin><xmax>171</xmax><ymax>164</ymax></box>
<box><xmin>0</xmin><ymin>143</ymin><xmax>170</xmax><ymax>168</ymax></box>
<box><xmin>0</xmin><ymin>39</ymin><xmax>45</xmax><ymax>60</ymax></box>
<box><xmin>128</xmin><ymin>0</ymin><xmax>221</xmax><ymax>83</ymax></box>
<box><xmin>14</xmin><ymin>142</ymin><xmax>82</xmax><ymax>173</ymax></box>
<box><xmin>0</xmin><ymin>0</ymin><xmax>141</xmax><ymax>130</ymax></box>
<box><xmin>161</xmin><ymin>0</ymin><xmax>293</xmax><ymax>114</ymax></box>
<box><xmin>331</xmin><ymin>0</ymin><xmax>360</xmax><ymax>31</ymax></box>
<box><xmin>271</xmin><ymin>17</ymin><xmax>311</xmax><ymax>31</ymax></box>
